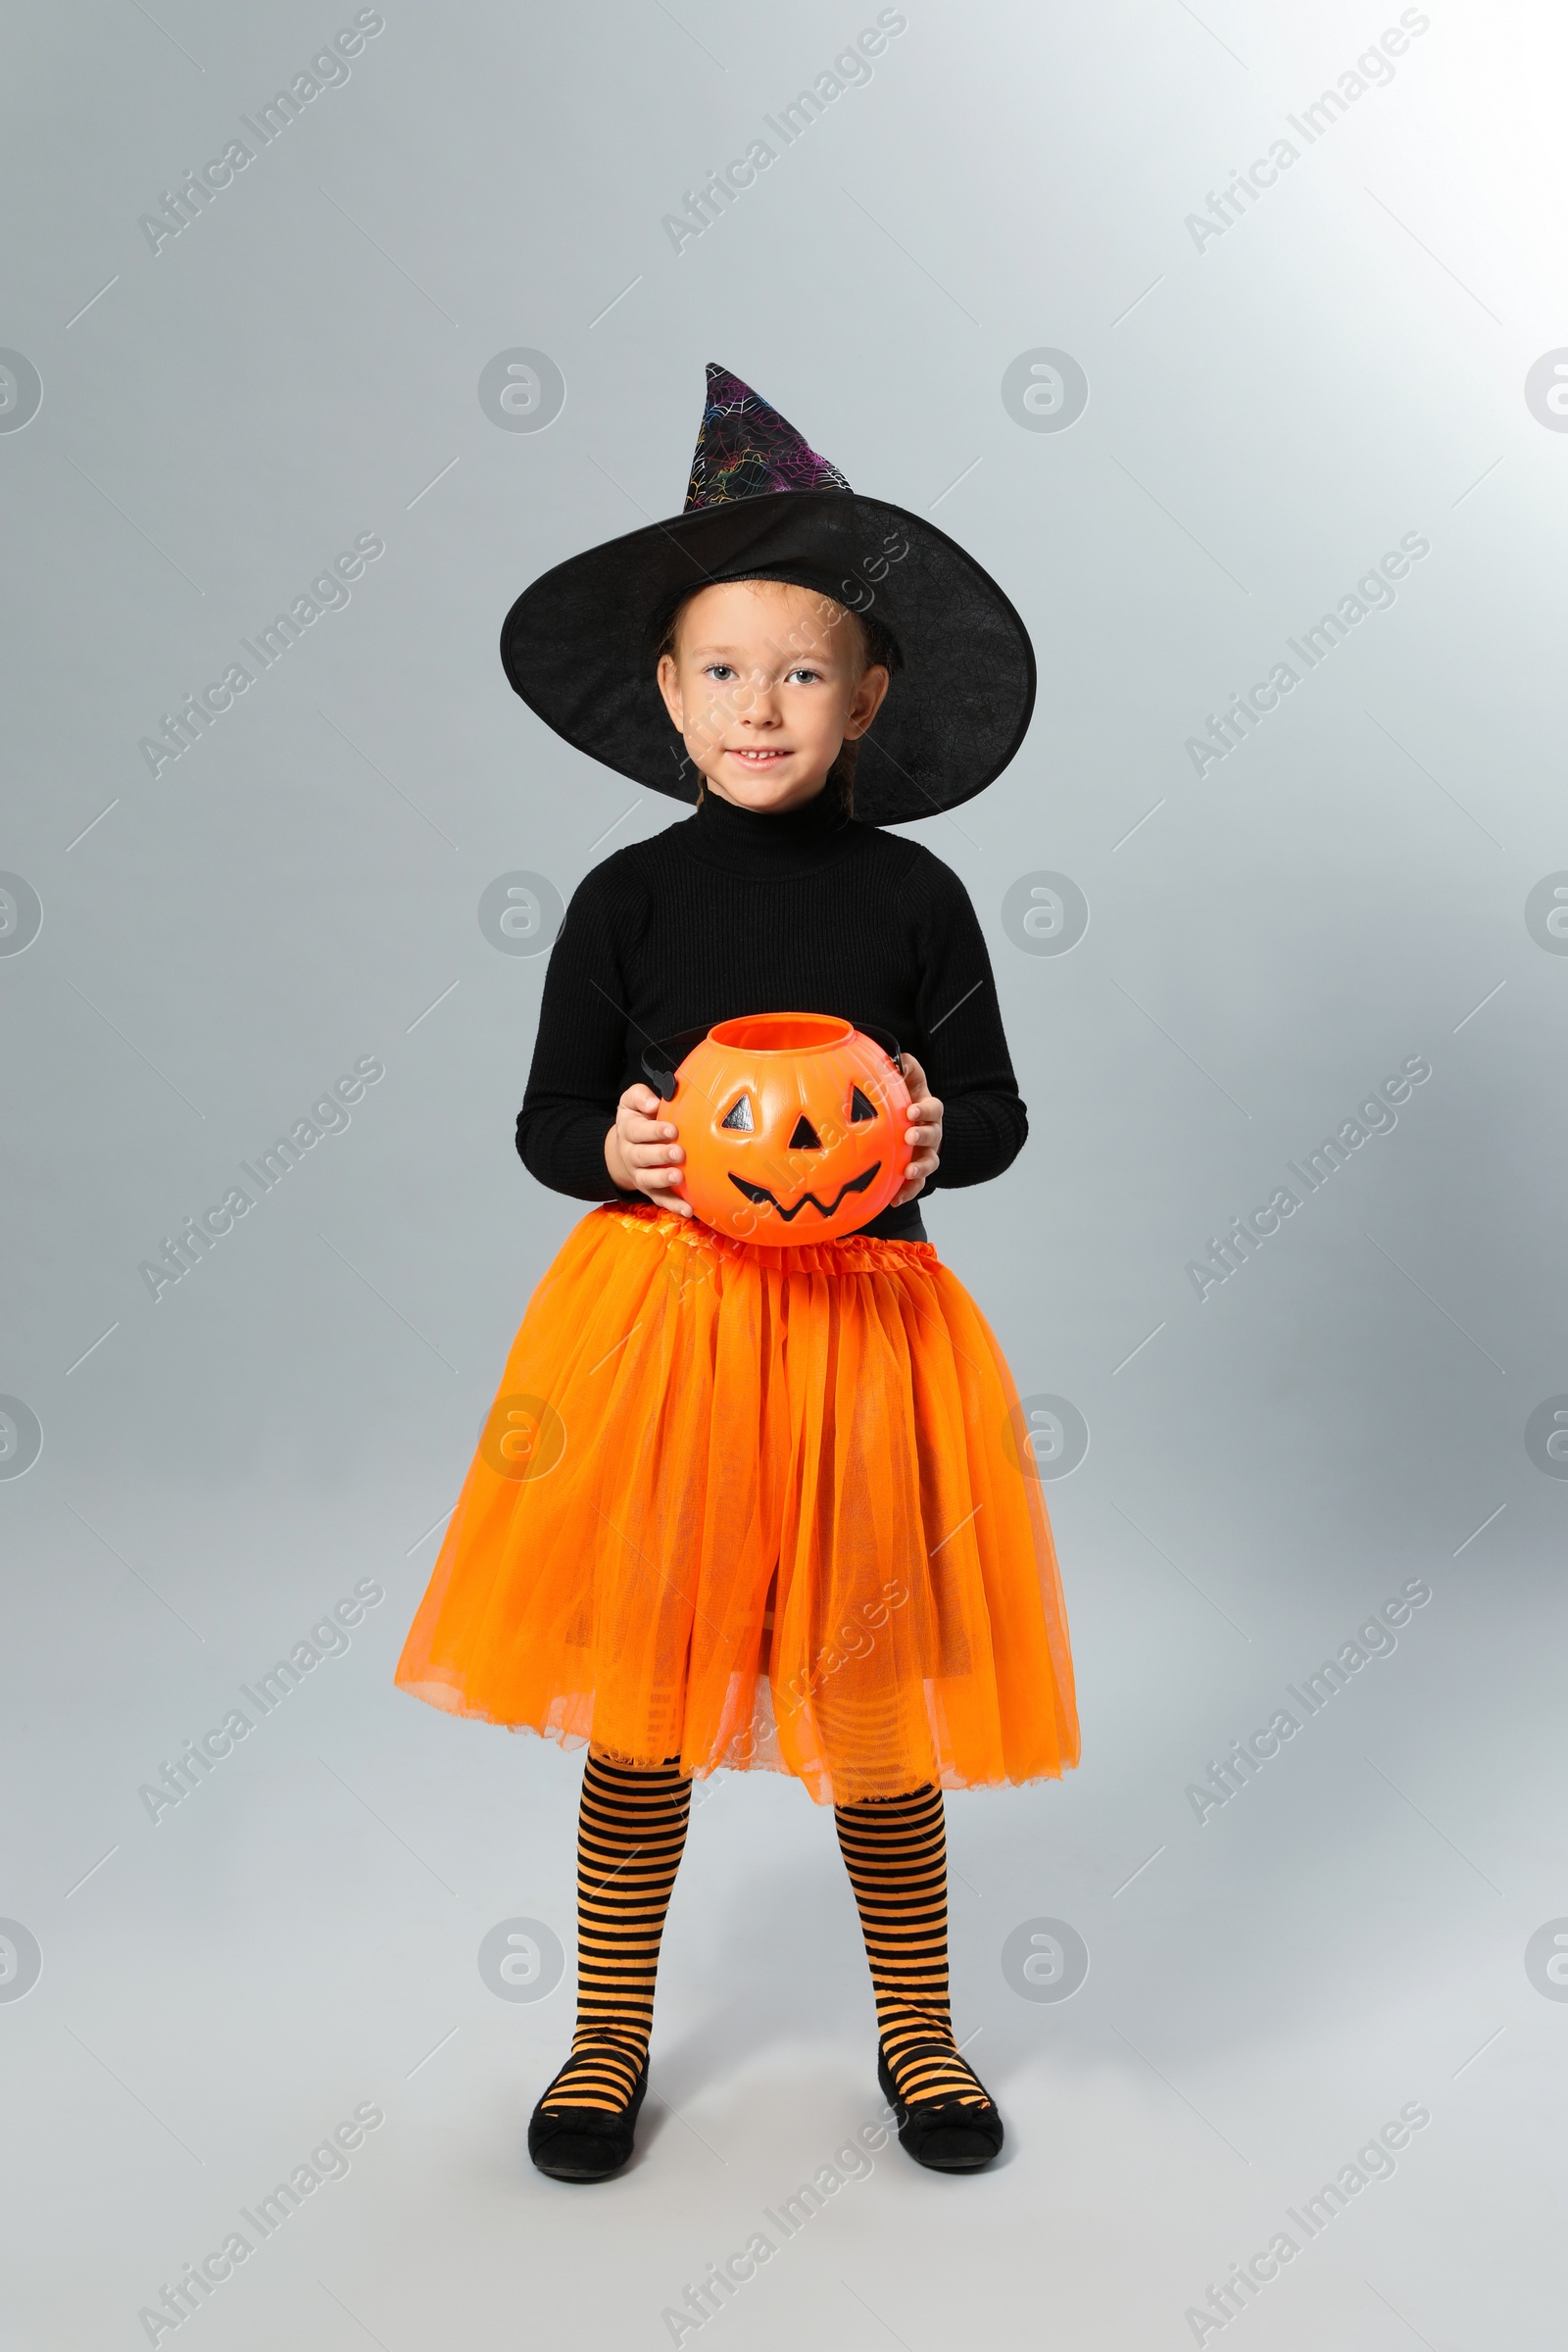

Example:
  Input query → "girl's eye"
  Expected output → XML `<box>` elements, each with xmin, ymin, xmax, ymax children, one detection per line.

<box><xmin>704</xmin><ymin>662</ymin><xmax>735</xmax><ymax>681</ymax></box>
<box><xmin>786</xmin><ymin>666</ymin><xmax>822</xmax><ymax>685</ymax></box>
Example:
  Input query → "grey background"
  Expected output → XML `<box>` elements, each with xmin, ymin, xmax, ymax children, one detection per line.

<box><xmin>3</xmin><ymin>1</ymin><xmax>1564</xmax><ymax>2344</ymax></box>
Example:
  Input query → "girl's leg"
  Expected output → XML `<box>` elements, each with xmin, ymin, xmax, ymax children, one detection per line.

<box><xmin>833</xmin><ymin>1780</ymin><xmax>991</xmax><ymax>2108</ymax></box>
<box><xmin>538</xmin><ymin>1748</ymin><xmax>693</xmax><ymax>2115</ymax></box>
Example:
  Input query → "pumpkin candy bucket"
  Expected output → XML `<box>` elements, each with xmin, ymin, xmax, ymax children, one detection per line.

<box><xmin>641</xmin><ymin>1011</ymin><xmax>913</xmax><ymax>1245</ymax></box>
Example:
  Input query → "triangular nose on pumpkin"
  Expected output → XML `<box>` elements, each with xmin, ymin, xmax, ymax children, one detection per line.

<box><xmin>789</xmin><ymin>1114</ymin><xmax>822</xmax><ymax>1149</ymax></box>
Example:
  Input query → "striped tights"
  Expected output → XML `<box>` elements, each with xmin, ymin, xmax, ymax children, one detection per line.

<box><xmin>833</xmin><ymin>1779</ymin><xmax>988</xmax><ymax>2106</ymax></box>
<box><xmin>537</xmin><ymin>1751</ymin><xmax>693</xmax><ymax>2114</ymax></box>
<box><xmin>538</xmin><ymin>1752</ymin><xmax>986</xmax><ymax>2115</ymax></box>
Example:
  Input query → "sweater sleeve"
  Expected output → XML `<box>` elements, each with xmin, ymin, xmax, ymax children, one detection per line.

<box><xmin>514</xmin><ymin>863</ymin><xmax>647</xmax><ymax>1203</ymax></box>
<box><xmin>902</xmin><ymin>852</ymin><xmax>1028</xmax><ymax>1191</ymax></box>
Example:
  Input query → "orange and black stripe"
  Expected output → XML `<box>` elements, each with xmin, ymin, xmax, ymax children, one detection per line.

<box><xmin>537</xmin><ymin>1750</ymin><xmax>692</xmax><ymax>2116</ymax></box>
<box><xmin>541</xmin><ymin>1757</ymin><xmax>986</xmax><ymax>2119</ymax></box>
<box><xmin>834</xmin><ymin>1781</ymin><xmax>990</xmax><ymax>2108</ymax></box>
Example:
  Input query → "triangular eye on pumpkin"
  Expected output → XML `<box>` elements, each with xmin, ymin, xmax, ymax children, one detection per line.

<box><xmin>850</xmin><ymin>1087</ymin><xmax>877</xmax><ymax>1122</ymax></box>
<box><xmin>720</xmin><ymin>1095</ymin><xmax>755</xmax><ymax>1131</ymax></box>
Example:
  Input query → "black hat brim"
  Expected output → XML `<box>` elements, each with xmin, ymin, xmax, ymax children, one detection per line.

<box><xmin>499</xmin><ymin>489</ymin><xmax>1035</xmax><ymax>825</ymax></box>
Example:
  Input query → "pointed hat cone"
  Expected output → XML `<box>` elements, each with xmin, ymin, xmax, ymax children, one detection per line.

<box><xmin>684</xmin><ymin>362</ymin><xmax>851</xmax><ymax>510</ymax></box>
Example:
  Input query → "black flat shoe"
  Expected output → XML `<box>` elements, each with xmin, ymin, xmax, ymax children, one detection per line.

<box><xmin>528</xmin><ymin>2051</ymin><xmax>649</xmax><ymax>2181</ymax></box>
<box><xmin>878</xmin><ymin>2042</ymin><xmax>1004</xmax><ymax>2173</ymax></box>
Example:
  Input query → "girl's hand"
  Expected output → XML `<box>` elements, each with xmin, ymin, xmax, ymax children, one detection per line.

<box><xmin>890</xmin><ymin>1053</ymin><xmax>942</xmax><ymax>1204</ymax></box>
<box><xmin>605</xmin><ymin>1083</ymin><xmax>694</xmax><ymax>1217</ymax></box>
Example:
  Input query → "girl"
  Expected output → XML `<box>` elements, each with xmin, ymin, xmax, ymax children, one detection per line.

<box><xmin>395</xmin><ymin>365</ymin><xmax>1079</xmax><ymax>2181</ymax></box>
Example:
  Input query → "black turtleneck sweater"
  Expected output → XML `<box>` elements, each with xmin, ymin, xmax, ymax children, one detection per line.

<box><xmin>514</xmin><ymin>786</ymin><xmax>1027</xmax><ymax>1242</ymax></box>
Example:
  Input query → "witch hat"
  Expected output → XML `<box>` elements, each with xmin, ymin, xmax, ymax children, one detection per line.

<box><xmin>500</xmin><ymin>363</ymin><xmax>1035</xmax><ymax>824</ymax></box>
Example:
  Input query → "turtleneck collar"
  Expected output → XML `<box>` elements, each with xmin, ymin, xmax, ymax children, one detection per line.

<box><xmin>679</xmin><ymin>783</ymin><xmax>866</xmax><ymax>877</ymax></box>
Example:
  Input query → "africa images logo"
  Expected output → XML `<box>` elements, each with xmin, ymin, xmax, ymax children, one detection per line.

<box><xmin>1183</xmin><ymin>11</ymin><xmax>1433</xmax><ymax>255</ymax></box>
<box><xmin>1185</xmin><ymin>1056</ymin><xmax>1431</xmax><ymax>1302</ymax></box>
<box><xmin>661</xmin><ymin>11</ymin><xmax>907</xmax><ymax>253</ymax></box>
<box><xmin>136</xmin><ymin>13</ymin><xmax>386</xmax><ymax>256</ymax></box>
<box><xmin>1184</xmin><ymin>535</ymin><xmax>1431</xmax><ymax>779</ymax></box>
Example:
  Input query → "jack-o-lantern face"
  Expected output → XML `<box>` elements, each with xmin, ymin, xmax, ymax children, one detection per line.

<box><xmin>669</xmin><ymin>1012</ymin><xmax>912</xmax><ymax>1244</ymax></box>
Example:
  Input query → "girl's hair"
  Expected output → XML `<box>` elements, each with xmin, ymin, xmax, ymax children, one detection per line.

<box><xmin>655</xmin><ymin>579</ymin><xmax>896</xmax><ymax>817</ymax></box>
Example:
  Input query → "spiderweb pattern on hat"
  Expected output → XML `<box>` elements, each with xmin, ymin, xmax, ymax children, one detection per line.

<box><xmin>684</xmin><ymin>364</ymin><xmax>852</xmax><ymax>512</ymax></box>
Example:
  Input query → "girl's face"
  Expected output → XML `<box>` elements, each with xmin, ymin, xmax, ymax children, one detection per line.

<box><xmin>656</xmin><ymin>578</ymin><xmax>889</xmax><ymax>813</ymax></box>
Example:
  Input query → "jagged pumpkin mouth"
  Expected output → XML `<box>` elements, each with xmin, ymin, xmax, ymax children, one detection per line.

<box><xmin>726</xmin><ymin>1161</ymin><xmax>882</xmax><ymax>1220</ymax></box>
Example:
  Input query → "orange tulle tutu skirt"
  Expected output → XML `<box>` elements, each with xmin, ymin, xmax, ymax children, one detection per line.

<box><xmin>394</xmin><ymin>1200</ymin><xmax>1079</xmax><ymax>1805</ymax></box>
